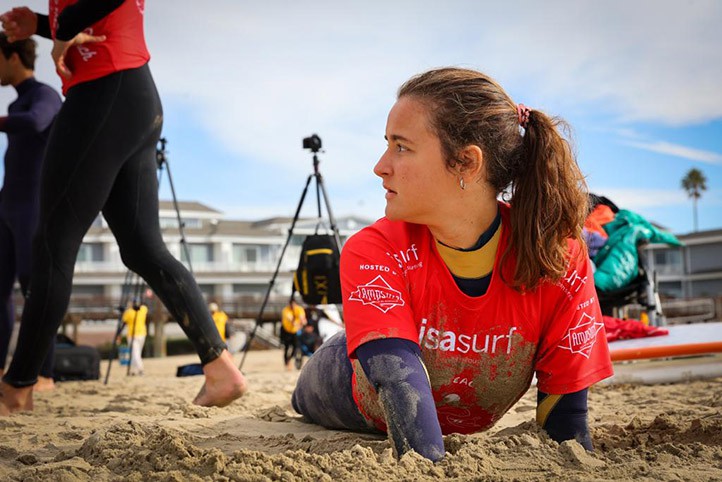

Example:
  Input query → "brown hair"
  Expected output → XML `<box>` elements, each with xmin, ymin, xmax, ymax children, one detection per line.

<box><xmin>398</xmin><ymin>67</ymin><xmax>588</xmax><ymax>291</ymax></box>
<box><xmin>0</xmin><ymin>32</ymin><xmax>37</xmax><ymax>70</ymax></box>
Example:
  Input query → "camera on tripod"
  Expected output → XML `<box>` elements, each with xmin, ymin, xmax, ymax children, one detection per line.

<box><xmin>302</xmin><ymin>134</ymin><xmax>322</xmax><ymax>153</ymax></box>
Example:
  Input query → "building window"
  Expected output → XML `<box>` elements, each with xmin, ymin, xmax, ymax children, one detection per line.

<box><xmin>658</xmin><ymin>281</ymin><xmax>683</xmax><ymax>299</ymax></box>
<box><xmin>688</xmin><ymin>243</ymin><xmax>722</xmax><ymax>274</ymax></box>
<box><xmin>233</xmin><ymin>244</ymin><xmax>259</xmax><ymax>263</ymax></box>
<box><xmin>160</xmin><ymin>217</ymin><xmax>202</xmax><ymax>229</ymax></box>
<box><xmin>77</xmin><ymin>243</ymin><xmax>104</xmax><ymax>262</ymax></box>
<box><xmin>198</xmin><ymin>284</ymin><xmax>215</xmax><ymax>297</ymax></box>
<box><xmin>653</xmin><ymin>248</ymin><xmax>682</xmax><ymax>275</ymax></box>
<box><xmin>70</xmin><ymin>285</ymin><xmax>105</xmax><ymax>297</ymax></box>
<box><xmin>181</xmin><ymin>243</ymin><xmax>214</xmax><ymax>263</ymax></box>
<box><xmin>233</xmin><ymin>283</ymin><xmax>269</xmax><ymax>294</ymax></box>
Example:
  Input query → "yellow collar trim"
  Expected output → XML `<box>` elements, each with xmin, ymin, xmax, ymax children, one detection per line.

<box><xmin>435</xmin><ymin>224</ymin><xmax>501</xmax><ymax>279</ymax></box>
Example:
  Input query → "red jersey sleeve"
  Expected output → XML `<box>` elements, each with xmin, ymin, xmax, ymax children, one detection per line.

<box><xmin>534</xmin><ymin>240</ymin><xmax>614</xmax><ymax>394</ymax></box>
<box><xmin>341</xmin><ymin>223</ymin><xmax>419</xmax><ymax>358</ymax></box>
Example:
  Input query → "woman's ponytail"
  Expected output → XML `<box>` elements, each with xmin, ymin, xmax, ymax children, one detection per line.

<box><xmin>505</xmin><ymin>110</ymin><xmax>588</xmax><ymax>291</ymax></box>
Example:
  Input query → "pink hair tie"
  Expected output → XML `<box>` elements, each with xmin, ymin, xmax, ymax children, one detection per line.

<box><xmin>517</xmin><ymin>104</ymin><xmax>531</xmax><ymax>129</ymax></box>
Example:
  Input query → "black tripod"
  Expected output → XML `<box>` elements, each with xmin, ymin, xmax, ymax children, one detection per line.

<box><xmin>103</xmin><ymin>271</ymin><xmax>147</xmax><ymax>384</ymax></box>
<box><xmin>103</xmin><ymin>137</ymin><xmax>194</xmax><ymax>384</ymax></box>
<box><xmin>238</xmin><ymin>134</ymin><xmax>341</xmax><ymax>370</ymax></box>
<box><xmin>156</xmin><ymin>137</ymin><xmax>195</xmax><ymax>276</ymax></box>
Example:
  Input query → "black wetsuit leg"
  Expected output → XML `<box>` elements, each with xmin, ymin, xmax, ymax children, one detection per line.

<box><xmin>3</xmin><ymin>64</ymin><xmax>225</xmax><ymax>388</ymax></box>
<box><xmin>0</xmin><ymin>208</ymin><xmax>17</xmax><ymax>370</ymax></box>
<box><xmin>0</xmin><ymin>202</ymin><xmax>55</xmax><ymax>377</ymax></box>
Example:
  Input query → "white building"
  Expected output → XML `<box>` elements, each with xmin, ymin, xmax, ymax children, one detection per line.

<box><xmin>646</xmin><ymin>228</ymin><xmax>722</xmax><ymax>299</ymax></box>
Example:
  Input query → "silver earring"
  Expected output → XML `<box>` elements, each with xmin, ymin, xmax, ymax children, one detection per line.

<box><xmin>459</xmin><ymin>177</ymin><xmax>466</xmax><ymax>190</ymax></box>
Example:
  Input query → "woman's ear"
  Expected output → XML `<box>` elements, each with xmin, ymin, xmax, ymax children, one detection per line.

<box><xmin>456</xmin><ymin>145</ymin><xmax>484</xmax><ymax>178</ymax></box>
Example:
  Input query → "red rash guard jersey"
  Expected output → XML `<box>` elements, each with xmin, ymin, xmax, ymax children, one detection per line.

<box><xmin>49</xmin><ymin>0</ymin><xmax>150</xmax><ymax>94</ymax></box>
<box><xmin>342</xmin><ymin>203</ymin><xmax>613</xmax><ymax>435</ymax></box>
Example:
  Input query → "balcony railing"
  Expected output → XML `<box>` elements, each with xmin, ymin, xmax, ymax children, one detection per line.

<box><xmin>74</xmin><ymin>260</ymin><xmax>298</xmax><ymax>274</ymax></box>
<box><xmin>654</xmin><ymin>265</ymin><xmax>685</xmax><ymax>276</ymax></box>
<box><xmin>12</xmin><ymin>293</ymin><xmax>291</xmax><ymax>323</ymax></box>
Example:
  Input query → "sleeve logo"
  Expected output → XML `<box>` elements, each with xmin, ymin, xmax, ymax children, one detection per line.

<box><xmin>348</xmin><ymin>275</ymin><xmax>405</xmax><ymax>313</ymax></box>
<box><xmin>557</xmin><ymin>312</ymin><xmax>604</xmax><ymax>358</ymax></box>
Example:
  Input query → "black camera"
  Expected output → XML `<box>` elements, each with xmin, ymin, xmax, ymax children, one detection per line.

<box><xmin>302</xmin><ymin>134</ymin><xmax>322</xmax><ymax>153</ymax></box>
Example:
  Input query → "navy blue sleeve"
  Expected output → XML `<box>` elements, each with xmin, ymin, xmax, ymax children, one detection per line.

<box><xmin>355</xmin><ymin>338</ymin><xmax>445</xmax><ymax>461</ymax></box>
<box><xmin>1</xmin><ymin>87</ymin><xmax>61</xmax><ymax>134</ymax></box>
<box><xmin>537</xmin><ymin>388</ymin><xmax>593</xmax><ymax>450</ymax></box>
<box><xmin>56</xmin><ymin>0</ymin><xmax>125</xmax><ymax>41</ymax></box>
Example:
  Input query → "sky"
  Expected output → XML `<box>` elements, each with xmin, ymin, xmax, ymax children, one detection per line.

<box><xmin>2</xmin><ymin>0</ymin><xmax>721</xmax><ymax>235</ymax></box>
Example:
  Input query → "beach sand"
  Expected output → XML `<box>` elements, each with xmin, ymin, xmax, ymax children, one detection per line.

<box><xmin>1</xmin><ymin>349</ymin><xmax>721</xmax><ymax>481</ymax></box>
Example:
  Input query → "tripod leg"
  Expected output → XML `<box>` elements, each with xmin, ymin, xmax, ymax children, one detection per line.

<box><xmin>294</xmin><ymin>334</ymin><xmax>302</xmax><ymax>370</ymax></box>
<box><xmin>239</xmin><ymin>174</ymin><xmax>315</xmax><ymax>371</ymax></box>
<box><xmin>316</xmin><ymin>173</ymin><xmax>343</xmax><ymax>251</ymax></box>
<box><xmin>103</xmin><ymin>308</ymin><xmax>129</xmax><ymax>385</ymax></box>
<box><xmin>158</xmin><ymin>155</ymin><xmax>194</xmax><ymax>275</ymax></box>
<box><xmin>238</xmin><ymin>320</ymin><xmax>261</xmax><ymax>369</ymax></box>
<box><xmin>103</xmin><ymin>270</ymin><xmax>135</xmax><ymax>385</ymax></box>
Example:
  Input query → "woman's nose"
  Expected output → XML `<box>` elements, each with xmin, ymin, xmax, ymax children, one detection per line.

<box><xmin>374</xmin><ymin>150</ymin><xmax>390</xmax><ymax>178</ymax></box>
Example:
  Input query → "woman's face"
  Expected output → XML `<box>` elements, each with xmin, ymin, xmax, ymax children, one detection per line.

<box><xmin>374</xmin><ymin>96</ymin><xmax>458</xmax><ymax>224</ymax></box>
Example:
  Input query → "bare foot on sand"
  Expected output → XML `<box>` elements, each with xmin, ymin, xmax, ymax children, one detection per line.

<box><xmin>192</xmin><ymin>350</ymin><xmax>248</xmax><ymax>407</ymax></box>
<box><xmin>0</xmin><ymin>382</ymin><xmax>33</xmax><ymax>415</ymax></box>
<box><xmin>34</xmin><ymin>376</ymin><xmax>56</xmax><ymax>392</ymax></box>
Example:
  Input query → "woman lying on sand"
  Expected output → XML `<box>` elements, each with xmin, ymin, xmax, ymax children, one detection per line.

<box><xmin>292</xmin><ymin>67</ymin><xmax>613</xmax><ymax>461</ymax></box>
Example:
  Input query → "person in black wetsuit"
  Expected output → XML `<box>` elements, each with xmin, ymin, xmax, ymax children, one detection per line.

<box><xmin>0</xmin><ymin>0</ymin><xmax>247</xmax><ymax>414</ymax></box>
<box><xmin>0</xmin><ymin>33</ymin><xmax>61</xmax><ymax>391</ymax></box>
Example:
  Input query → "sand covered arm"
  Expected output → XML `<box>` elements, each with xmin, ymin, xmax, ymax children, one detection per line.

<box><xmin>356</xmin><ymin>337</ymin><xmax>445</xmax><ymax>461</ymax></box>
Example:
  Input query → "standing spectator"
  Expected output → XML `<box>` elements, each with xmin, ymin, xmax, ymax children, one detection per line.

<box><xmin>121</xmin><ymin>299</ymin><xmax>147</xmax><ymax>376</ymax></box>
<box><xmin>0</xmin><ymin>32</ymin><xmax>61</xmax><ymax>392</ymax></box>
<box><xmin>209</xmin><ymin>302</ymin><xmax>229</xmax><ymax>342</ymax></box>
<box><xmin>280</xmin><ymin>298</ymin><xmax>305</xmax><ymax>371</ymax></box>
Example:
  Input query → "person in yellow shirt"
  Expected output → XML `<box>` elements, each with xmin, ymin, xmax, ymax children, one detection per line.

<box><xmin>122</xmin><ymin>300</ymin><xmax>148</xmax><ymax>376</ymax></box>
<box><xmin>280</xmin><ymin>299</ymin><xmax>306</xmax><ymax>370</ymax></box>
<box><xmin>209</xmin><ymin>302</ymin><xmax>229</xmax><ymax>342</ymax></box>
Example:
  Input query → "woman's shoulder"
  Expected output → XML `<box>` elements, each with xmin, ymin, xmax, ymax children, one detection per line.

<box><xmin>346</xmin><ymin>218</ymin><xmax>427</xmax><ymax>248</ymax></box>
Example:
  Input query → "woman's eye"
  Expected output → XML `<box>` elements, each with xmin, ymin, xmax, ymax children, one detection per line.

<box><xmin>396</xmin><ymin>144</ymin><xmax>408</xmax><ymax>152</ymax></box>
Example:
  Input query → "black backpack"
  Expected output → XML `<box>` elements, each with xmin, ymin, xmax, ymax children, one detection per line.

<box><xmin>53</xmin><ymin>334</ymin><xmax>101</xmax><ymax>382</ymax></box>
<box><xmin>293</xmin><ymin>234</ymin><xmax>342</xmax><ymax>305</ymax></box>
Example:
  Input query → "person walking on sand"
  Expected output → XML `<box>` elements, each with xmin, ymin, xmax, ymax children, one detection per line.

<box><xmin>0</xmin><ymin>0</ymin><xmax>247</xmax><ymax>415</ymax></box>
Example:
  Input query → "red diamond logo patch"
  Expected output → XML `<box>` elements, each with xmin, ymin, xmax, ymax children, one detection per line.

<box><xmin>348</xmin><ymin>275</ymin><xmax>405</xmax><ymax>313</ymax></box>
<box><xmin>558</xmin><ymin>312</ymin><xmax>604</xmax><ymax>359</ymax></box>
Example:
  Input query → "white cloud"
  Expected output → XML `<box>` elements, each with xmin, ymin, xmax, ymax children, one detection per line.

<box><xmin>593</xmin><ymin>188</ymin><xmax>689</xmax><ymax>209</ymax></box>
<box><xmin>5</xmin><ymin>1</ymin><xmax>721</xmax><ymax>139</ymax></box>
<box><xmin>136</xmin><ymin>0</ymin><xmax>722</xmax><ymax>201</ymax></box>
<box><xmin>625</xmin><ymin>140</ymin><xmax>722</xmax><ymax>165</ymax></box>
<box><xmin>1</xmin><ymin>0</ymin><xmax>720</xmax><ymax>231</ymax></box>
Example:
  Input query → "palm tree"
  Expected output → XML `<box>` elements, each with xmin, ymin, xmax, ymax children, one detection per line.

<box><xmin>681</xmin><ymin>168</ymin><xmax>707</xmax><ymax>232</ymax></box>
